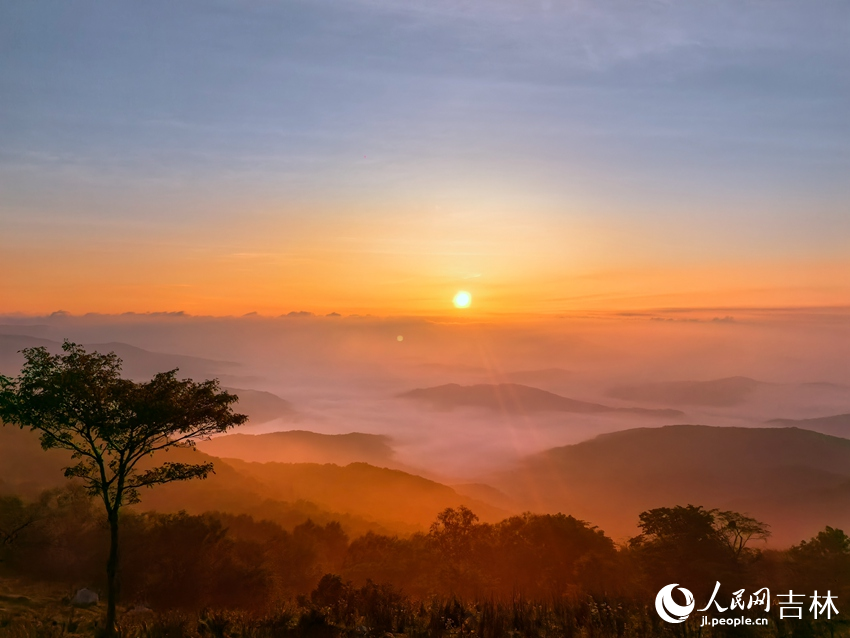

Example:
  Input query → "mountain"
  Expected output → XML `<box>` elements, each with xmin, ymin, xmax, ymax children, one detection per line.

<box><xmin>222</xmin><ymin>389</ymin><xmax>297</xmax><ymax>425</ymax></box>
<box><xmin>451</xmin><ymin>483</ymin><xmax>518</xmax><ymax>511</ymax></box>
<box><xmin>0</xmin><ymin>335</ymin><xmax>58</xmax><ymax>376</ymax></box>
<box><xmin>606</xmin><ymin>377</ymin><xmax>761</xmax><ymax>407</ymax></box>
<box><xmin>490</xmin><ymin>424</ymin><xmax>850</xmax><ymax>546</ymax></box>
<box><xmin>0</xmin><ymin>334</ymin><xmax>238</xmax><ymax>381</ymax></box>
<box><xmin>0</xmin><ymin>425</ymin><xmax>506</xmax><ymax>535</ymax></box>
<box><xmin>501</xmin><ymin>368</ymin><xmax>573</xmax><ymax>389</ymax></box>
<box><xmin>0</xmin><ymin>336</ymin><xmax>293</xmax><ymax>425</ymax></box>
<box><xmin>766</xmin><ymin>414</ymin><xmax>850</xmax><ymax>439</ymax></box>
<box><xmin>221</xmin><ymin>458</ymin><xmax>507</xmax><ymax>529</ymax></box>
<box><xmin>197</xmin><ymin>431</ymin><xmax>395</xmax><ymax>466</ymax></box>
<box><xmin>398</xmin><ymin>383</ymin><xmax>684</xmax><ymax>418</ymax></box>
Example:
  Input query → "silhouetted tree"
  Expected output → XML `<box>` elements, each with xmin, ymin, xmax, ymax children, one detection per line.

<box><xmin>0</xmin><ymin>495</ymin><xmax>36</xmax><ymax>566</ymax></box>
<box><xmin>0</xmin><ymin>341</ymin><xmax>246</xmax><ymax>636</ymax></box>
<box><xmin>492</xmin><ymin>513</ymin><xmax>617</xmax><ymax>596</ymax></box>
<box><xmin>789</xmin><ymin>526</ymin><xmax>850</xmax><ymax>595</ymax></box>
<box><xmin>712</xmin><ymin>509</ymin><xmax>770</xmax><ymax>558</ymax></box>
<box><xmin>630</xmin><ymin>505</ymin><xmax>740</xmax><ymax>596</ymax></box>
<box><xmin>429</xmin><ymin>506</ymin><xmax>492</xmax><ymax>596</ymax></box>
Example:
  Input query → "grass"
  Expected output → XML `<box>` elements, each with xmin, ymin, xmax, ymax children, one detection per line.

<box><xmin>2</xmin><ymin>578</ymin><xmax>849</xmax><ymax>637</ymax></box>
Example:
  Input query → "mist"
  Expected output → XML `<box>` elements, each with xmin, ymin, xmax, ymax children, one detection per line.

<box><xmin>2</xmin><ymin>307</ymin><xmax>848</xmax><ymax>480</ymax></box>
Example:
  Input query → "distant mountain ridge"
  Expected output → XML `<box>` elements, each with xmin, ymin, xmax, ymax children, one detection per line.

<box><xmin>607</xmin><ymin>376</ymin><xmax>760</xmax><ymax>406</ymax></box>
<box><xmin>198</xmin><ymin>430</ymin><xmax>395</xmax><ymax>466</ymax></box>
<box><xmin>398</xmin><ymin>383</ymin><xmax>684</xmax><ymax>418</ymax></box>
<box><xmin>222</xmin><ymin>389</ymin><xmax>297</xmax><ymax>425</ymax></box>
<box><xmin>0</xmin><ymin>335</ymin><xmax>294</xmax><ymax>426</ymax></box>
<box><xmin>766</xmin><ymin>414</ymin><xmax>850</xmax><ymax>439</ymax></box>
<box><xmin>0</xmin><ymin>334</ymin><xmax>237</xmax><ymax>381</ymax></box>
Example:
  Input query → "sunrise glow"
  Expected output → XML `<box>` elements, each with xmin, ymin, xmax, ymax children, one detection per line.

<box><xmin>453</xmin><ymin>291</ymin><xmax>472</xmax><ymax>309</ymax></box>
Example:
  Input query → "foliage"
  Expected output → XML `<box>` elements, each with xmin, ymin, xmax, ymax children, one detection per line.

<box><xmin>712</xmin><ymin>509</ymin><xmax>771</xmax><ymax>558</ymax></box>
<box><xmin>0</xmin><ymin>342</ymin><xmax>247</xmax><ymax>511</ymax></box>
<box><xmin>628</xmin><ymin>504</ymin><xmax>770</xmax><ymax>597</ymax></box>
<box><xmin>0</xmin><ymin>497</ymin><xmax>849</xmax><ymax>636</ymax></box>
<box><xmin>0</xmin><ymin>341</ymin><xmax>247</xmax><ymax>636</ymax></box>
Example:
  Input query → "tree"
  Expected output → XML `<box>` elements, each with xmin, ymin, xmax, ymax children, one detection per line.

<box><xmin>629</xmin><ymin>505</ymin><xmax>743</xmax><ymax>595</ymax></box>
<box><xmin>789</xmin><ymin>526</ymin><xmax>850</xmax><ymax>590</ymax></box>
<box><xmin>429</xmin><ymin>506</ymin><xmax>490</xmax><ymax>596</ymax></box>
<box><xmin>0</xmin><ymin>341</ymin><xmax>246</xmax><ymax>636</ymax></box>
<box><xmin>0</xmin><ymin>495</ymin><xmax>37</xmax><ymax>564</ymax></box>
<box><xmin>793</xmin><ymin>526</ymin><xmax>850</xmax><ymax>557</ymax></box>
<box><xmin>712</xmin><ymin>509</ymin><xmax>770</xmax><ymax>558</ymax></box>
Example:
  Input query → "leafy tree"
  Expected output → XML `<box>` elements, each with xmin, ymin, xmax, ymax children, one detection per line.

<box><xmin>632</xmin><ymin>504</ymin><xmax>720</xmax><ymax>547</ymax></box>
<box><xmin>429</xmin><ymin>506</ymin><xmax>491</xmax><ymax>596</ymax></box>
<box><xmin>429</xmin><ymin>506</ymin><xmax>481</xmax><ymax>561</ymax></box>
<box><xmin>492</xmin><ymin>513</ymin><xmax>617</xmax><ymax>596</ymax></box>
<box><xmin>630</xmin><ymin>505</ymin><xmax>741</xmax><ymax>595</ymax></box>
<box><xmin>789</xmin><ymin>526</ymin><xmax>850</xmax><ymax>596</ymax></box>
<box><xmin>0</xmin><ymin>341</ymin><xmax>246</xmax><ymax>636</ymax></box>
<box><xmin>793</xmin><ymin>526</ymin><xmax>850</xmax><ymax>558</ymax></box>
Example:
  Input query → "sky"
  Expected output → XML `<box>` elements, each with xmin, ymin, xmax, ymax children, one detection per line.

<box><xmin>1</xmin><ymin>0</ymin><xmax>848</xmax><ymax>316</ymax></box>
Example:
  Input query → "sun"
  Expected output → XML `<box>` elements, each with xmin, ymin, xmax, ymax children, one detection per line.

<box><xmin>453</xmin><ymin>291</ymin><xmax>472</xmax><ymax>308</ymax></box>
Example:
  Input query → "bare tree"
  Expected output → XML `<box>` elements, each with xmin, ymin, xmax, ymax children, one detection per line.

<box><xmin>712</xmin><ymin>509</ymin><xmax>771</xmax><ymax>557</ymax></box>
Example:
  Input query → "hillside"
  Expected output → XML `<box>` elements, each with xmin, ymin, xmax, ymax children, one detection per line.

<box><xmin>198</xmin><ymin>430</ymin><xmax>395</xmax><ymax>466</ymax></box>
<box><xmin>491</xmin><ymin>424</ymin><xmax>850</xmax><ymax>546</ymax></box>
<box><xmin>221</xmin><ymin>389</ymin><xmax>297</xmax><ymax>425</ymax></box>
<box><xmin>222</xmin><ymin>457</ymin><xmax>507</xmax><ymax>528</ymax></box>
<box><xmin>0</xmin><ymin>425</ymin><xmax>506</xmax><ymax>535</ymax></box>
<box><xmin>398</xmin><ymin>383</ymin><xmax>683</xmax><ymax>418</ymax></box>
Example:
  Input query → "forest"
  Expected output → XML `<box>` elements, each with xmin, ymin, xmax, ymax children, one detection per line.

<box><xmin>2</xmin><ymin>486</ymin><xmax>849</xmax><ymax>637</ymax></box>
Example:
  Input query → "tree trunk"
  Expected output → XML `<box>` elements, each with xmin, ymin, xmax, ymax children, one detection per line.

<box><xmin>104</xmin><ymin>511</ymin><xmax>119</xmax><ymax>637</ymax></box>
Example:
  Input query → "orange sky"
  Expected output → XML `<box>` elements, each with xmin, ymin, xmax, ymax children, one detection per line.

<box><xmin>3</xmin><ymin>210</ymin><xmax>848</xmax><ymax>317</ymax></box>
<box><xmin>2</xmin><ymin>2</ymin><xmax>848</xmax><ymax>318</ymax></box>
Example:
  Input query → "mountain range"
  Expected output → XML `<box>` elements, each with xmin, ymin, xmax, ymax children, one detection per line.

<box><xmin>398</xmin><ymin>383</ymin><xmax>684</xmax><ymax>418</ymax></box>
<box><xmin>490</xmin><ymin>424</ymin><xmax>850</xmax><ymax>546</ymax></box>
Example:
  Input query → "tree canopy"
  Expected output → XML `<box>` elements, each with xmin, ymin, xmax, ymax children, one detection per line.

<box><xmin>0</xmin><ymin>341</ymin><xmax>247</xmax><ymax>635</ymax></box>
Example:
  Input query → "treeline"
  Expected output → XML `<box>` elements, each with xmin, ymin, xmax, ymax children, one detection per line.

<box><xmin>1</xmin><ymin>486</ymin><xmax>849</xmax><ymax>615</ymax></box>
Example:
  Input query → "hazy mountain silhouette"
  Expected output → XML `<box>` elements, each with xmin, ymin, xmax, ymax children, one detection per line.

<box><xmin>398</xmin><ymin>383</ymin><xmax>683</xmax><ymax>418</ymax></box>
<box><xmin>502</xmin><ymin>368</ymin><xmax>573</xmax><ymax>387</ymax></box>
<box><xmin>222</xmin><ymin>458</ymin><xmax>507</xmax><ymax>529</ymax></box>
<box><xmin>222</xmin><ymin>389</ymin><xmax>297</xmax><ymax>425</ymax></box>
<box><xmin>198</xmin><ymin>431</ymin><xmax>394</xmax><ymax>466</ymax></box>
<box><xmin>0</xmin><ymin>335</ymin><xmax>58</xmax><ymax>376</ymax></box>
<box><xmin>492</xmin><ymin>424</ymin><xmax>850</xmax><ymax>546</ymax></box>
<box><xmin>0</xmin><ymin>425</ymin><xmax>504</xmax><ymax>534</ymax></box>
<box><xmin>450</xmin><ymin>483</ymin><xmax>518</xmax><ymax>511</ymax></box>
<box><xmin>0</xmin><ymin>335</ymin><xmax>236</xmax><ymax>381</ymax></box>
<box><xmin>766</xmin><ymin>414</ymin><xmax>850</xmax><ymax>438</ymax></box>
<box><xmin>606</xmin><ymin>377</ymin><xmax>761</xmax><ymax>406</ymax></box>
<box><xmin>0</xmin><ymin>336</ymin><xmax>292</xmax><ymax>425</ymax></box>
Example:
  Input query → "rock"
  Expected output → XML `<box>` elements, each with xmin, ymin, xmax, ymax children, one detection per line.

<box><xmin>72</xmin><ymin>588</ymin><xmax>99</xmax><ymax>606</ymax></box>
